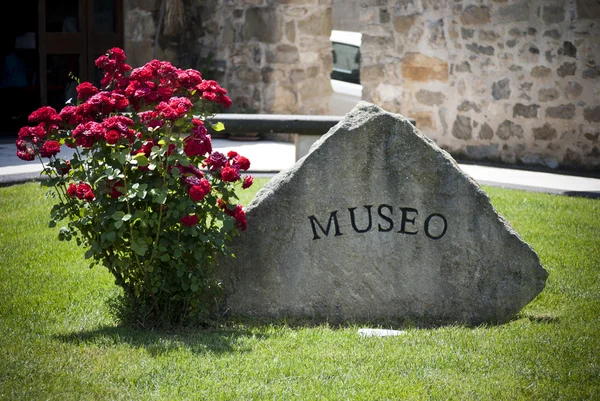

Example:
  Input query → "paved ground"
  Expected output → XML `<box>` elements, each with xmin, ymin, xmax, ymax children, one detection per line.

<box><xmin>1</xmin><ymin>137</ymin><xmax>599</xmax><ymax>198</ymax></box>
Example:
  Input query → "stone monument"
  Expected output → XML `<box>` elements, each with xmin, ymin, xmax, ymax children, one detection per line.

<box><xmin>215</xmin><ymin>102</ymin><xmax>548</xmax><ymax>325</ymax></box>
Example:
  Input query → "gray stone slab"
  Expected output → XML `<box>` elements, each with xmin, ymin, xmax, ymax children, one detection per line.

<box><xmin>215</xmin><ymin>102</ymin><xmax>548</xmax><ymax>326</ymax></box>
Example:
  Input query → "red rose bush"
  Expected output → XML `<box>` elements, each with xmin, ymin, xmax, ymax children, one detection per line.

<box><xmin>16</xmin><ymin>48</ymin><xmax>252</xmax><ymax>325</ymax></box>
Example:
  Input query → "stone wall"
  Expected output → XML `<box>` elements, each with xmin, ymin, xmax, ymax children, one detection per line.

<box><xmin>359</xmin><ymin>0</ymin><xmax>600</xmax><ymax>171</ymax></box>
<box><xmin>124</xmin><ymin>0</ymin><xmax>333</xmax><ymax>115</ymax></box>
<box><xmin>124</xmin><ymin>0</ymin><xmax>205</xmax><ymax>71</ymax></box>
<box><xmin>199</xmin><ymin>0</ymin><xmax>333</xmax><ymax>115</ymax></box>
<box><xmin>332</xmin><ymin>0</ymin><xmax>361</xmax><ymax>30</ymax></box>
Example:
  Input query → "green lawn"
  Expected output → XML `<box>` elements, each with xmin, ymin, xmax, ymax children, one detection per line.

<box><xmin>0</xmin><ymin>180</ymin><xmax>598</xmax><ymax>400</ymax></box>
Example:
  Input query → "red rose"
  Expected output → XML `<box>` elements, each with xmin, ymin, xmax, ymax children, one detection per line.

<box><xmin>76</xmin><ymin>82</ymin><xmax>100</xmax><ymax>101</ymax></box>
<box><xmin>75</xmin><ymin>182</ymin><xmax>95</xmax><ymax>201</ymax></box>
<box><xmin>28</xmin><ymin>106</ymin><xmax>62</xmax><ymax>125</ymax></box>
<box><xmin>68</xmin><ymin>182</ymin><xmax>95</xmax><ymax>202</ymax></box>
<box><xmin>242</xmin><ymin>175</ymin><xmax>254</xmax><ymax>189</ymax></box>
<box><xmin>205</xmin><ymin>151</ymin><xmax>227</xmax><ymax>170</ymax></box>
<box><xmin>16</xmin><ymin>139</ymin><xmax>27</xmax><ymax>151</ymax></box>
<box><xmin>107</xmin><ymin>180</ymin><xmax>124</xmax><ymax>198</ymax></box>
<box><xmin>231</xmin><ymin>205</ymin><xmax>247</xmax><ymax>231</ymax></box>
<box><xmin>39</xmin><ymin>140</ymin><xmax>61</xmax><ymax>158</ymax></box>
<box><xmin>189</xmin><ymin>178</ymin><xmax>211</xmax><ymax>202</ymax></box>
<box><xmin>222</xmin><ymin>203</ymin><xmax>247</xmax><ymax>231</ymax></box>
<box><xmin>16</xmin><ymin>148</ymin><xmax>35</xmax><ymax>161</ymax></box>
<box><xmin>60</xmin><ymin>160</ymin><xmax>71</xmax><ymax>175</ymax></box>
<box><xmin>232</xmin><ymin>155</ymin><xmax>250</xmax><ymax>171</ymax></box>
<box><xmin>67</xmin><ymin>183</ymin><xmax>77</xmax><ymax>197</ymax></box>
<box><xmin>184</xmin><ymin>137</ymin><xmax>211</xmax><ymax>157</ymax></box>
<box><xmin>59</xmin><ymin>105</ymin><xmax>79</xmax><ymax>125</ymax></box>
<box><xmin>180</xmin><ymin>214</ymin><xmax>199</xmax><ymax>226</ymax></box>
<box><xmin>105</xmin><ymin>130</ymin><xmax>120</xmax><ymax>144</ymax></box>
<box><xmin>221</xmin><ymin>166</ymin><xmax>241</xmax><ymax>182</ymax></box>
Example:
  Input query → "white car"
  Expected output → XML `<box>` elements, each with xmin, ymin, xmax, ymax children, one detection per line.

<box><xmin>329</xmin><ymin>30</ymin><xmax>362</xmax><ymax>116</ymax></box>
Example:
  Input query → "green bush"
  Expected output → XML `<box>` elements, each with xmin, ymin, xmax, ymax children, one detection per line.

<box><xmin>15</xmin><ymin>48</ymin><xmax>253</xmax><ymax>326</ymax></box>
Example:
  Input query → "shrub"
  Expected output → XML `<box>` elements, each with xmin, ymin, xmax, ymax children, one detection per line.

<box><xmin>16</xmin><ymin>48</ymin><xmax>252</xmax><ymax>326</ymax></box>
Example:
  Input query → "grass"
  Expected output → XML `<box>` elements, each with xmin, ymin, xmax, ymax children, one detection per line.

<box><xmin>0</xmin><ymin>179</ymin><xmax>599</xmax><ymax>400</ymax></box>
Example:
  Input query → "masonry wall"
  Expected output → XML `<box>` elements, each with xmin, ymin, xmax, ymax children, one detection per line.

<box><xmin>124</xmin><ymin>0</ymin><xmax>333</xmax><ymax>115</ymax></box>
<box><xmin>359</xmin><ymin>0</ymin><xmax>600</xmax><ymax>171</ymax></box>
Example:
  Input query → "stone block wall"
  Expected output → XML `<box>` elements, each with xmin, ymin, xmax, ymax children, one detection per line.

<box><xmin>124</xmin><ymin>0</ymin><xmax>333</xmax><ymax>115</ymax></box>
<box><xmin>124</xmin><ymin>0</ymin><xmax>205</xmax><ymax>73</ymax></box>
<box><xmin>359</xmin><ymin>0</ymin><xmax>600</xmax><ymax>171</ymax></box>
<box><xmin>198</xmin><ymin>0</ymin><xmax>333</xmax><ymax>114</ymax></box>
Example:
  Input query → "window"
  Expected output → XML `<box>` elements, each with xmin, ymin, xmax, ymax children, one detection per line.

<box><xmin>331</xmin><ymin>42</ymin><xmax>360</xmax><ymax>85</ymax></box>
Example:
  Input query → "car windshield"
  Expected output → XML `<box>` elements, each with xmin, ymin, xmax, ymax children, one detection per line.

<box><xmin>331</xmin><ymin>42</ymin><xmax>360</xmax><ymax>85</ymax></box>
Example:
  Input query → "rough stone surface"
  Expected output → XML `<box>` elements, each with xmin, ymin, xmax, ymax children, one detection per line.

<box><xmin>531</xmin><ymin>66</ymin><xmax>552</xmax><ymax>78</ymax></box>
<box><xmin>546</xmin><ymin>104</ymin><xmax>576</xmax><ymax>119</ymax></box>
<box><xmin>513</xmin><ymin>103</ymin><xmax>540</xmax><ymax>118</ymax></box>
<box><xmin>353</xmin><ymin>0</ymin><xmax>599</xmax><ymax>170</ymax></box>
<box><xmin>416</xmin><ymin>90</ymin><xmax>446</xmax><ymax>106</ymax></box>
<box><xmin>393</xmin><ymin>15</ymin><xmax>417</xmax><ymax>35</ymax></box>
<box><xmin>582</xmin><ymin>68</ymin><xmax>599</xmax><ymax>80</ymax></box>
<box><xmin>559</xmin><ymin>41</ymin><xmax>577</xmax><ymax>58</ymax></box>
<box><xmin>466</xmin><ymin>43</ymin><xmax>495</xmax><ymax>55</ymax></box>
<box><xmin>402</xmin><ymin>53</ymin><xmax>449</xmax><ymax>82</ymax></box>
<box><xmin>542</xmin><ymin>5</ymin><xmax>565</xmax><ymax>25</ymax></box>
<box><xmin>460</xmin><ymin>5</ymin><xmax>491</xmax><ymax>26</ymax></box>
<box><xmin>543</xmin><ymin>29</ymin><xmax>561</xmax><ymax>39</ymax></box>
<box><xmin>496</xmin><ymin>3</ymin><xmax>529</xmax><ymax>23</ymax></box>
<box><xmin>457</xmin><ymin>101</ymin><xmax>481</xmax><ymax>113</ymax></box>
<box><xmin>461</xmin><ymin>28</ymin><xmax>474</xmax><ymax>39</ymax></box>
<box><xmin>455</xmin><ymin>61</ymin><xmax>471</xmax><ymax>73</ymax></box>
<box><xmin>466</xmin><ymin>143</ymin><xmax>499</xmax><ymax>159</ymax></box>
<box><xmin>215</xmin><ymin>102</ymin><xmax>548</xmax><ymax>325</ymax></box>
<box><xmin>557</xmin><ymin>62</ymin><xmax>577</xmax><ymax>77</ymax></box>
<box><xmin>479</xmin><ymin>123</ymin><xmax>494</xmax><ymax>140</ymax></box>
<box><xmin>244</xmin><ymin>8</ymin><xmax>282</xmax><ymax>43</ymax></box>
<box><xmin>496</xmin><ymin>120</ymin><xmax>524</xmax><ymax>140</ymax></box>
<box><xmin>576</xmin><ymin>0</ymin><xmax>600</xmax><ymax>19</ymax></box>
<box><xmin>492</xmin><ymin>78</ymin><xmax>511</xmax><ymax>100</ymax></box>
<box><xmin>584</xmin><ymin>106</ymin><xmax>600</xmax><ymax>123</ymax></box>
<box><xmin>533</xmin><ymin>123</ymin><xmax>558</xmax><ymax>140</ymax></box>
<box><xmin>538</xmin><ymin>88</ymin><xmax>560</xmax><ymax>102</ymax></box>
<box><xmin>452</xmin><ymin>115</ymin><xmax>473</xmax><ymax>139</ymax></box>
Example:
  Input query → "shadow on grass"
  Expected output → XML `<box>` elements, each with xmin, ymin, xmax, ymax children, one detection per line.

<box><xmin>55</xmin><ymin>324</ymin><xmax>270</xmax><ymax>357</ymax></box>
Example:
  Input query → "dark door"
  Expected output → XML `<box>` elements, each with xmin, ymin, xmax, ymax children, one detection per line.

<box><xmin>38</xmin><ymin>0</ymin><xmax>124</xmax><ymax>112</ymax></box>
<box><xmin>0</xmin><ymin>0</ymin><xmax>123</xmax><ymax>136</ymax></box>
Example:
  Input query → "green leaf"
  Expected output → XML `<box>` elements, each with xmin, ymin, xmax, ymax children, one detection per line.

<box><xmin>102</xmin><ymin>231</ymin><xmax>116</xmax><ymax>242</ymax></box>
<box><xmin>131</xmin><ymin>240</ymin><xmax>148</xmax><ymax>256</ymax></box>
<box><xmin>152</xmin><ymin>192</ymin><xmax>167</xmax><ymax>205</ymax></box>
<box><xmin>212</xmin><ymin>121</ymin><xmax>225</xmax><ymax>132</ymax></box>
<box><xmin>84</xmin><ymin>249</ymin><xmax>94</xmax><ymax>259</ymax></box>
<box><xmin>160</xmin><ymin>254</ymin><xmax>170</xmax><ymax>262</ymax></box>
<box><xmin>133</xmin><ymin>153</ymin><xmax>148</xmax><ymax>167</ymax></box>
<box><xmin>114</xmin><ymin>220</ymin><xmax>124</xmax><ymax>229</ymax></box>
<box><xmin>122</xmin><ymin>214</ymin><xmax>132</xmax><ymax>221</ymax></box>
<box><xmin>112</xmin><ymin>211</ymin><xmax>125</xmax><ymax>220</ymax></box>
<box><xmin>190</xmin><ymin>283</ymin><xmax>199</xmax><ymax>292</ymax></box>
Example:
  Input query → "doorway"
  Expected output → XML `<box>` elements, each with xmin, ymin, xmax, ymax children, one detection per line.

<box><xmin>0</xmin><ymin>0</ymin><xmax>123</xmax><ymax>136</ymax></box>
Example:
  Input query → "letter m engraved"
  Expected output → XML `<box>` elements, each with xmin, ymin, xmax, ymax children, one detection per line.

<box><xmin>308</xmin><ymin>211</ymin><xmax>343</xmax><ymax>240</ymax></box>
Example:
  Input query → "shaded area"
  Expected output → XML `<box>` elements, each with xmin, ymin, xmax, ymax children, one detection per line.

<box><xmin>55</xmin><ymin>324</ymin><xmax>270</xmax><ymax>357</ymax></box>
